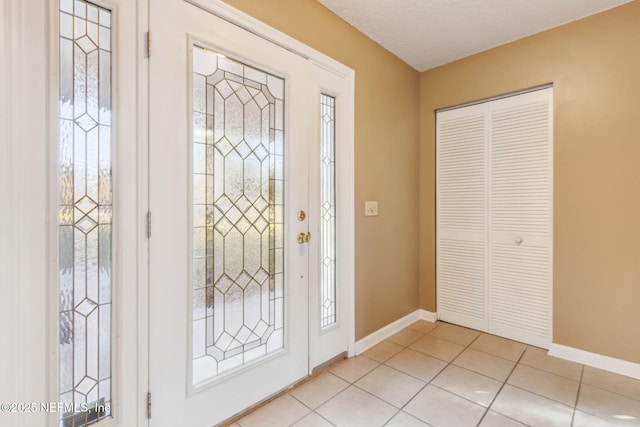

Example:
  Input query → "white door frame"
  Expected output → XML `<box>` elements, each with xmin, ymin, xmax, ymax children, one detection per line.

<box><xmin>1</xmin><ymin>2</ymin><xmax>49</xmax><ymax>426</ymax></box>
<box><xmin>180</xmin><ymin>0</ymin><xmax>356</xmax><ymax>365</ymax></box>
<box><xmin>175</xmin><ymin>2</ymin><xmax>357</xmax><ymax>369</ymax></box>
<box><xmin>187</xmin><ymin>0</ymin><xmax>357</xmax><ymax>364</ymax></box>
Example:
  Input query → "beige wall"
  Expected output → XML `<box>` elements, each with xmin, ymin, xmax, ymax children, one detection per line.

<box><xmin>223</xmin><ymin>0</ymin><xmax>421</xmax><ymax>339</ymax></box>
<box><xmin>420</xmin><ymin>2</ymin><xmax>640</xmax><ymax>363</ymax></box>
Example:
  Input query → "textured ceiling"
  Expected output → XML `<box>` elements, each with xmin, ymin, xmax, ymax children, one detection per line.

<box><xmin>316</xmin><ymin>0</ymin><xmax>633</xmax><ymax>71</ymax></box>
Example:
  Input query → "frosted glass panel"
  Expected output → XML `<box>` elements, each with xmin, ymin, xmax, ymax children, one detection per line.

<box><xmin>320</xmin><ymin>94</ymin><xmax>337</xmax><ymax>328</ymax></box>
<box><xmin>58</xmin><ymin>1</ymin><xmax>112</xmax><ymax>425</ymax></box>
<box><xmin>192</xmin><ymin>45</ymin><xmax>285</xmax><ymax>384</ymax></box>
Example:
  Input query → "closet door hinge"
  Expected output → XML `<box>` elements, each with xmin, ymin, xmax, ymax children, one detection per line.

<box><xmin>146</xmin><ymin>391</ymin><xmax>152</xmax><ymax>419</ymax></box>
<box><xmin>146</xmin><ymin>31</ymin><xmax>152</xmax><ymax>58</ymax></box>
<box><xmin>147</xmin><ymin>211</ymin><xmax>152</xmax><ymax>238</ymax></box>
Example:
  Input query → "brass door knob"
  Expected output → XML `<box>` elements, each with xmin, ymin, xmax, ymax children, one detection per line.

<box><xmin>297</xmin><ymin>232</ymin><xmax>311</xmax><ymax>244</ymax></box>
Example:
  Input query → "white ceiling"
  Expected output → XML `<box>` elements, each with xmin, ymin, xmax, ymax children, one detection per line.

<box><xmin>316</xmin><ymin>0</ymin><xmax>633</xmax><ymax>71</ymax></box>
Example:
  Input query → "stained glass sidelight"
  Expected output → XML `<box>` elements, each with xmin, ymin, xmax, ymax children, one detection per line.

<box><xmin>58</xmin><ymin>0</ymin><xmax>112</xmax><ymax>425</ymax></box>
<box><xmin>191</xmin><ymin>45</ymin><xmax>285</xmax><ymax>384</ymax></box>
<box><xmin>320</xmin><ymin>95</ymin><xmax>337</xmax><ymax>328</ymax></box>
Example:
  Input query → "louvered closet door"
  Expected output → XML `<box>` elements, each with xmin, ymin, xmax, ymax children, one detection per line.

<box><xmin>436</xmin><ymin>104</ymin><xmax>488</xmax><ymax>331</ymax></box>
<box><xmin>489</xmin><ymin>88</ymin><xmax>553</xmax><ymax>348</ymax></box>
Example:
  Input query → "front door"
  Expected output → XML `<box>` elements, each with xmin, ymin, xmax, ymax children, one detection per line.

<box><xmin>147</xmin><ymin>1</ymin><xmax>343</xmax><ymax>425</ymax></box>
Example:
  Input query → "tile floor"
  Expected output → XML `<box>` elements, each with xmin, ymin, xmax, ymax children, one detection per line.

<box><xmin>230</xmin><ymin>320</ymin><xmax>640</xmax><ymax>427</ymax></box>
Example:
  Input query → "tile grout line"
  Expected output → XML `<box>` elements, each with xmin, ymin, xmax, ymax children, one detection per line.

<box><xmin>579</xmin><ymin>374</ymin><xmax>640</xmax><ymax>403</ymax></box>
<box><xmin>307</xmin><ymin>409</ymin><xmax>337</xmax><ymax>427</ymax></box>
<box><xmin>360</xmin><ymin>337</ymin><xmax>430</xmax><ymax>424</ymax></box>
<box><xmin>381</xmin><ymin>323</ymin><xmax>524</xmax><ymax>425</ymax></box>
<box><xmin>425</xmin><ymin>326</ymin><xmax>529</xmax><ymax>425</ymax></box>
<box><xmin>353</xmin><ymin>322</ymin><xmax>446</xmax><ymax>424</ymax></box>
<box><xmin>499</xmin><ymin>383</ymin><xmax>577</xmax><ymax>414</ymax></box>
<box><xmin>569</xmin><ymin>365</ymin><xmax>585</xmax><ymax>427</ymax></box>
<box><xmin>310</xmin><ymin>351</ymin><xmax>400</xmax><ymax>425</ymax></box>
<box><xmin>487</xmin><ymin>341</ymin><xmax>586</xmax><ymax>411</ymax></box>
<box><xmin>474</xmin><ymin>341</ymin><xmax>527</xmax><ymax>427</ymax></box>
<box><xmin>248</xmin><ymin>321</ymin><xmax>599</xmax><ymax>427</ymax></box>
<box><xmin>517</xmin><ymin>359</ymin><xmax>583</xmax><ymax>382</ymax></box>
<box><xmin>332</xmin><ymin>323</ymin><xmax>550</xmax><ymax>426</ymax></box>
<box><xmin>501</xmin><ymin>364</ymin><xmax>583</xmax><ymax>408</ymax></box>
<box><xmin>447</xmin><ymin>331</ymin><xmax>585</xmax><ymax>421</ymax></box>
<box><xmin>391</xmin><ymin>324</ymin><xmax>486</xmax><ymax>424</ymax></box>
<box><xmin>241</xmin><ymin>319</ymin><xmax>640</xmax><ymax>426</ymax></box>
<box><xmin>385</xmin><ymin>323</ymin><xmax>445</xmax><ymax>424</ymax></box>
<box><xmin>383</xmin><ymin>323</ymin><xmax>442</xmax><ymax>424</ymax></box>
<box><xmin>286</xmin><ymin>383</ymin><xmax>342</xmax><ymax>426</ymax></box>
<box><xmin>455</xmin><ymin>331</ymin><xmax>495</xmax><ymax>427</ymax></box>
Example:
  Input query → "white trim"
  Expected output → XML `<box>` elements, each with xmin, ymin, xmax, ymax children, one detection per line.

<box><xmin>184</xmin><ymin>0</ymin><xmax>353</xmax><ymax>78</ymax></box>
<box><xmin>354</xmin><ymin>310</ymin><xmax>437</xmax><ymax>355</ymax></box>
<box><xmin>437</xmin><ymin>83</ymin><xmax>553</xmax><ymax>113</ymax></box>
<box><xmin>2</xmin><ymin>1</ymin><xmax>49</xmax><ymax>425</ymax></box>
<box><xmin>185</xmin><ymin>35</ymin><xmax>196</xmax><ymax>394</ymax></box>
<box><xmin>47</xmin><ymin>0</ymin><xmax>60</xmax><ymax>425</ymax></box>
<box><xmin>549</xmin><ymin>344</ymin><xmax>640</xmax><ymax>380</ymax></box>
<box><xmin>341</xmin><ymin>72</ymin><xmax>356</xmax><ymax>359</ymax></box>
<box><xmin>136</xmin><ymin>0</ymin><xmax>150</xmax><ymax>424</ymax></box>
<box><xmin>420</xmin><ymin>309</ymin><xmax>439</xmax><ymax>323</ymax></box>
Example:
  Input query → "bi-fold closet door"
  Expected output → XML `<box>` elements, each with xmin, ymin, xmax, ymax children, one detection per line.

<box><xmin>436</xmin><ymin>87</ymin><xmax>553</xmax><ymax>349</ymax></box>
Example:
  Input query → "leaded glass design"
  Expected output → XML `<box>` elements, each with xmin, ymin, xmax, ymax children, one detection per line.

<box><xmin>192</xmin><ymin>45</ymin><xmax>285</xmax><ymax>384</ymax></box>
<box><xmin>320</xmin><ymin>94</ymin><xmax>336</xmax><ymax>328</ymax></box>
<box><xmin>58</xmin><ymin>1</ymin><xmax>112</xmax><ymax>426</ymax></box>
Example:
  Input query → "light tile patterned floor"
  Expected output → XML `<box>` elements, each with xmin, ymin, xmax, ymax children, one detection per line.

<box><xmin>230</xmin><ymin>320</ymin><xmax>640</xmax><ymax>427</ymax></box>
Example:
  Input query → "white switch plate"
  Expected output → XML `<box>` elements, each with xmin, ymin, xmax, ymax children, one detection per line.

<box><xmin>364</xmin><ymin>201</ymin><xmax>378</xmax><ymax>217</ymax></box>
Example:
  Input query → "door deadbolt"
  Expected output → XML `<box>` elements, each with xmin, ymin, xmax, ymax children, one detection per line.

<box><xmin>297</xmin><ymin>210</ymin><xmax>306</xmax><ymax>221</ymax></box>
<box><xmin>297</xmin><ymin>232</ymin><xmax>311</xmax><ymax>244</ymax></box>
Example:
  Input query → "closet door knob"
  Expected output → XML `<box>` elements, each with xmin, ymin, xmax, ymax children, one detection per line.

<box><xmin>515</xmin><ymin>236</ymin><xmax>523</xmax><ymax>244</ymax></box>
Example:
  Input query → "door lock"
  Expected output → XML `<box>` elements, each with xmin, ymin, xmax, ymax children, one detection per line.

<box><xmin>297</xmin><ymin>232</ymin><xmax>311</xmax><ymax>244</ymax></box>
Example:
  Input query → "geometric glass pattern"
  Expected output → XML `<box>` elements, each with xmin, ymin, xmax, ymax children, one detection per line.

<box><xmin>320</xmin><ymin>94</ymin><xmax>337</xmax><ymax>328</ymax></box>
<box><xmin>191</xmin><ymin>45</ymin><xmax>285</xmax><ymax>384</ymax></box>
<box><xmin>58</xmin><ymin>0</ymin><xmax>112</xmax><ymax>425</ymax></box>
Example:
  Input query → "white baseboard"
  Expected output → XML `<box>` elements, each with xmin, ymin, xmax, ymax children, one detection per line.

<box><xmin>420</xmin><ymin>309</ymin><xmax>438</xmax><ymax>323</ymax></box>
<box><xmin>549</xmin><ymin>343</ymin><xmax>640</xmax><ymax>380</ymax></box>
<box><xmin>355</xmin><ymin>309</ymin><xmax>438</xmax><ymax>355</ymax></box>
<box><xmin>355</xmin><ymin>313</ymin><xmax>640</xmax><ymax>380</ymax></box>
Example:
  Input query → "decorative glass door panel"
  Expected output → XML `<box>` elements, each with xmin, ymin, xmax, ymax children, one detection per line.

<box><xmin>319</xmin><ymin>94</ymin><xmax>336</xmax><ymax>328</ymax></box>
<box><xmin>191</xmin><ymin>46</ymin><xmax>285</xmax><ymax>383</ymax></box>
<box><xmin>57</xmin><ymin>0</ymin><xmax>113</xmax><ymax>425</ymax></box>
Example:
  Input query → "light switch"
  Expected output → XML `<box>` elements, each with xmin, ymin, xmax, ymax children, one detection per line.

<box><xmin>364</xmin><ymin>201</ymin><xmax>378</xmax><ymax>217</ymax></box>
